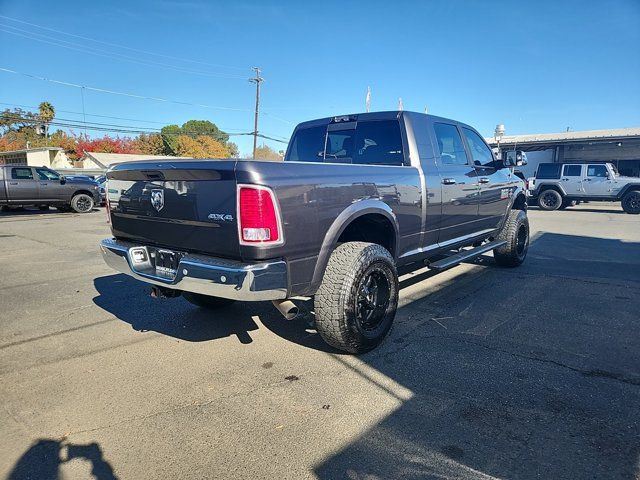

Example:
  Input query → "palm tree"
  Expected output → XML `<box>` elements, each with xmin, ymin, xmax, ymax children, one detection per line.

<box><xmin>38</xmin><ymin>102</ymin><xmax>55</xmax><ymax>124</ymax></box>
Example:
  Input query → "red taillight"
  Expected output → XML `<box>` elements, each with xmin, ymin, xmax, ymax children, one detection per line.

<box><xmin>238</xmin><ymin>185</ymin><xmax>282</xmax><ymax>245</ymax></box>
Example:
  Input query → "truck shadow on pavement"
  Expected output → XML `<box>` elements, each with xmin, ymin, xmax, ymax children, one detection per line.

<box><xmin>92</xmin><ymin>274</ymin><xmax>335</xmax><ymax>349</ymax></box>
<box><xmin>8</xmin><ymin>438</ymin><xmax>117</xmax><ymax>480</ymax></box>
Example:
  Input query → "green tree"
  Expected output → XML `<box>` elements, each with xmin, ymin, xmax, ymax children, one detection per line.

<box><xmin>160</xmin><ymin>120</ymin><xmax>231</xmax><ymax>155</ymax></box>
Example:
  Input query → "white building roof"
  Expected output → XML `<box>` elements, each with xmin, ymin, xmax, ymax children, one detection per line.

<box><xmin>0</xmin><ymin>147</ymin><xmax>63</xmax><ymax>155</ymax></box>
<box><xmin>486</xmin><ymin>127</ymin><xmax>640</xmax><ymax>146</ymax></box>
<box><xmin>82</xmin><ymin>152</ymin><xmax>193</xmax><ymax>169</ymax></box>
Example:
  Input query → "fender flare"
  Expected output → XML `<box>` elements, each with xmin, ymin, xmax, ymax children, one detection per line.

<box><xmin>618</xmin><ymin>183</ymin><xmax>640</xmax><ymax>199</ymax></box>
<box><xmin>536</xmin><ymin>182</ymin><xmax>567</xmax><ymax>197</ymax></box>
<box><xmin>309</xmin><ymin>199</ymin><xmax>400</xmax><ymax>291</ymax></box>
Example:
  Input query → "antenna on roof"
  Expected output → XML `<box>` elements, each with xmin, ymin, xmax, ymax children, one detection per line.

<box><xmin>424</xmin><ymin>106</ymin><xmax>428</xmax><ymax>114</ymax></box>
<box><xmin>398</xmin><ymin>97</ymin><xmax>403</xmax><ymax>111</ymax></box>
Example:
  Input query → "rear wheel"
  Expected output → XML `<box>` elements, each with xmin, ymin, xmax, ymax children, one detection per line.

<box><xmin>494</xmin><ymin>209</ymin><xmax>529</xmax><ymax>267</ymax></box>
<box><xmin>71</xmin><ymin>194</ymin><xmax>94</xmax><ymax>213</ymax></box>
<box><xmin>39</xmin><ymin>205</ymin><xmax>49</xmax><ymax>211</ymax></box>
<box><xmin>182</xmin><ymin>292</ymin><xmax>235</xmax><ymax>309</ymax></box>
<box><xmin>315</xmin><ymin>242</ymin><xmax>398</xmax><ymax>354</ymax></box>
<box><xmin>538</xmin><ymin>190</ymin><xmax>562</xmax><ymax>211</ymax></box>
<box><xmin>621</xmin><ymin>190</ymin><xmax>640</xmax><ymax>214</ymax></box>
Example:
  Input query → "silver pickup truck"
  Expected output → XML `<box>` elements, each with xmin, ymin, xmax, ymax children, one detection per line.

<box><xmin>0</xmin><ymin>164</ymin><xmax>101</xmax><ymax>213</ymax></box>
<box><xmin>101</xmin><ymin>111</ymin><xmax>529</xmax><ymax>353</ymax></box>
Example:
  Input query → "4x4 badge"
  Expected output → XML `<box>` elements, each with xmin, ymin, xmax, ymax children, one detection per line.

<box><xmin>151</xmin><ymin>189</ymin><xmax>164</xmax><ymax>212</ymax></box>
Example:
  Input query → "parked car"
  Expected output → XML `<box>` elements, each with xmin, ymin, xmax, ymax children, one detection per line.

<box><xmin>100</xmin><ymin>111</ymin><xmax>529</xmax><ymax>353</ymax></box>
<box><xmin>0</xmin><ymin>165</ymin><xmax>101</xmax><ymax>213</ymax></box>
<box><xmin>530</xmin><ymin>162</ymin><xmax>640</xmax><ymax>213</ymax></box>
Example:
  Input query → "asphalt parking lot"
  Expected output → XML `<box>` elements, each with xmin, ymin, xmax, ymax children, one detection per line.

<box><xmin>1</xmin><ymin>203</ymin><xmax>639</xmax><ymax>479</ymax></box>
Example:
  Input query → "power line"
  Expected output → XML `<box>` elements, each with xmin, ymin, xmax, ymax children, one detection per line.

<box><xmin>0</xmin><ymin>102</ymin><xmax>248</xmax><ymax>131</ymax></box>
<box><xmin>2</xmin><ymin>112</ymin><xmax>289</xmax><ymax>143</ymax></box>
<box><xmin>0</xmin><ymin>14</ymin><xmax>248</xmax><ymax>71</ymax></box>
<box><xmin>0</xmin><ymin>67</ymin><xmax>252</xmax><ymax>112</ymax></box>
<box><xmin>0</xmin><ymin>24</ymin><xmax>249</xmax><ymax>79</ymax></box>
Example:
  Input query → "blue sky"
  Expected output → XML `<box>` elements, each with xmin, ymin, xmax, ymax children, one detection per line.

<box><xmin>1</xmin><ymin>0</ymin><xmax>639</xmax><ymax>156</ymax></box>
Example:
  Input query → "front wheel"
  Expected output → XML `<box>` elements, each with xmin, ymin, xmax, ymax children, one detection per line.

<box><xmin>621</xmin><ymin>190</ymin><xmax>640</xmax><ymax>214</ymax></box>
<box><xmin>494</xmin><ymin>209</ymin><xmax>529</xmax><ymax>267</ymax></box>
<box><xmin>538</xmin><ymin>190</ymin><xmax>562</xmax><ymax>211</ymax></box>
<box><xmin>315</xmin><ymin>242</ymin><xmax>399</xmax><ymax>354</ymax></box>
<box><xmin>71</xmin><ymin>194</ymin><xmax>94</xmax><ymax>213</ymax></box>
<box><xmin>182</xmin><ymin>292</ymin><xmax>235</xmax><ymax>309</ymax></box>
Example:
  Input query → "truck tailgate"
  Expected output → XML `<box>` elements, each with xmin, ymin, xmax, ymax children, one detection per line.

<box><xmin>106</xmin><ymin>160</ymin><xmax>240</xmax><ymax>259</ymax></box>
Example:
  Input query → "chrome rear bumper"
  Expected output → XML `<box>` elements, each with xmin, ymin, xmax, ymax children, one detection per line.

<box><xmin>100</xmin><ymin>238</ymin><xmax>288</xmax><ymax>301</ymax></box>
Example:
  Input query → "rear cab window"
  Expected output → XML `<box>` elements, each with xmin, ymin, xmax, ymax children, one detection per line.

<box><xmin>11</xmin><ymin>167</ymin><xmax>34</xmax><ymax>180</ymax></box>
<box><xmin>286</xmin><ymin>119</ymin><xmax>406</xmax><ymax>166</ymax></box>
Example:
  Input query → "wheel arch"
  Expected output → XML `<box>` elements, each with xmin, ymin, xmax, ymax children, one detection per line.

<box><xmin>618</xmin><ymin>183</ymin><xmax>640</xmax><ymax>199</ymax></box>
<box><xmin>309</xmin><ymin>200</ymin><xmax>399</xmax><ymax>292</ymax></box>
<box><xmin>72</xmin><ymin>189</ymin><xmax>95</xmax><ymax>199</ymax></box>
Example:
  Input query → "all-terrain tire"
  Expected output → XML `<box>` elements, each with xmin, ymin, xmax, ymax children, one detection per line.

<box><xmin>621</xmin><ymin>190</ymin><xmax>640</xmax><ymax>214</ymax></box>
<box><xmin>314</xmin><ymin>242</ymin><xmax>398</xmax><ymax>354</ymax></box>
<box><xmin>182</xmin><ymin>292</ymin><xmax>235</xmax><ymax>309</ymax></box>
<box><xmin>71</xmin><ymin>194</ymin><xmax>94</xmax><ymax>213</ymax></box>
<box><xmin>538</xmin><ymin>189</ymin><xmax>562</xmax><ymax>211</ymax></box>
<box><xmin>493</xmin><ymin>209</ymin><xmax>529</xmax><ymax>267</ymax></box>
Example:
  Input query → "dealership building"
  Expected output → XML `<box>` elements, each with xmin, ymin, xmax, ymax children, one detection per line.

<box><xmin>486</xmin><ymin>127</ymin><xmax>640</xmax><ymax>178</ymax></box>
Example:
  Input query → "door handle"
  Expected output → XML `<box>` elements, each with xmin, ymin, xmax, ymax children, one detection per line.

<box><xmin>40</xmin><ymin>183</ymin><xmax>48</xmax><ymax>186</ymax></box>
<box><xmin>478</xmin><ymin>177</ymin><xmax>490</xmax><ymax>184</ymax></box>
<box><xmin>442</xmin><ymin>178</ymin><xmax>456</xmax><ymax>185</ymax></box>
<box><xmin>9</xmin><ymin>182</ymin><xmax>18</xmax><ymax>185</ymax></box>
<box><xmin>562</xmin><ymin>178</ymin><xmax>569</xmax><ymax>181</ymax></box>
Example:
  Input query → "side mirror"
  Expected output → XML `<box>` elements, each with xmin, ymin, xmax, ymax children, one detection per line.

<box><xmin>60</xmin><ymin>175</ymin><xmax>66</xmax><ymax>185</ymax></box>
<box><xmin>505</xmin><ymin>150</ymin><xmax>528</xmax><ymax>167</ymax></box>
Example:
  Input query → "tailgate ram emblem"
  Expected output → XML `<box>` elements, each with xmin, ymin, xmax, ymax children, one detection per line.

<box><xmin>150</xmin><ymin>189</ymin><xmax>164</xmax><ymax>212</ymax></box>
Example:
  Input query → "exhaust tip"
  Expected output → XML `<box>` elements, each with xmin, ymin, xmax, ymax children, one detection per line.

<box><xmin>272</xmin><ymin>300</ymin><xmax>300</xmax><ymax>320</ymax></box>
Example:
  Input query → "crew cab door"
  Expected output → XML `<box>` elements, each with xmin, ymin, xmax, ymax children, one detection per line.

<box><xmin>7</xmin><ymin>167</ymin><xmax>39</xmax><ymax>203</ymax></box>
<box><xmin>560</xmin><ymin>164</ymin><xmax>584</xmax><ymax>194</ymax></box>
<box><xmin>461</xmin><ymin>127</ymin><xmax>509</xmax><ymax>230</ymax></box>
<box><xmin>432</xmin><ymin>122</ymin><xmax>481</xmax><ymax>244</ymax></box>
<box><xmin>584</xmin><ymin>164</ymin><xmax>613</xmax><ymax>196</ymax></box>
<box><xmin>35</xmin><ymin>167</ymin><xmax>67</xmax><ymax>202</ymax></box>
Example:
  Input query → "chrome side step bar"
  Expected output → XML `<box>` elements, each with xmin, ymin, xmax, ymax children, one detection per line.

<box><xmin>428</xmin><ymin>240</ymin><xmax>507</xmax><ymax>271</ymax></box>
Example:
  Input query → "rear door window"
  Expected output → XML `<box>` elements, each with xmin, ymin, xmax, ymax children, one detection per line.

<box><xmin>562</xmin><ymin>165</ymin><xmax>582</xmax><ymax>177</ymax></box>
<box><xmin>433</xmin><ymin>123</ymin><xmax>469</xmax><ymax>165</ymax></box>
<box><xmin>11</xmin><ymin>167</ymin><xmax>34</xmax><ymax>180</ymax></box>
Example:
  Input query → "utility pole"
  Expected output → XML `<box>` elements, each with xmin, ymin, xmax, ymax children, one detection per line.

<box><xmin>249</xmin><ymin>67</ymin><xmax>264</xmax><ymax>159</ymax></box>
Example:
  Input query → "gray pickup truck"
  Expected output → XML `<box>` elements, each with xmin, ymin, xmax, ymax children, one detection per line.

<box><xmin>0</xmin><ymin>164</ymin><xmax>101</xmax><ymax>213</ymax></box>
<box><xmin>100</xmin><ymin>111</ymin><xmax>529</xmax><ymax>353</ymax></box>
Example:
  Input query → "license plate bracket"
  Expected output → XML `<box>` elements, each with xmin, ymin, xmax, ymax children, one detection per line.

<box><xmin>153</xmin><ymin>248</ymin><xmax>182</xmax><ymax>279</ymax></box>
